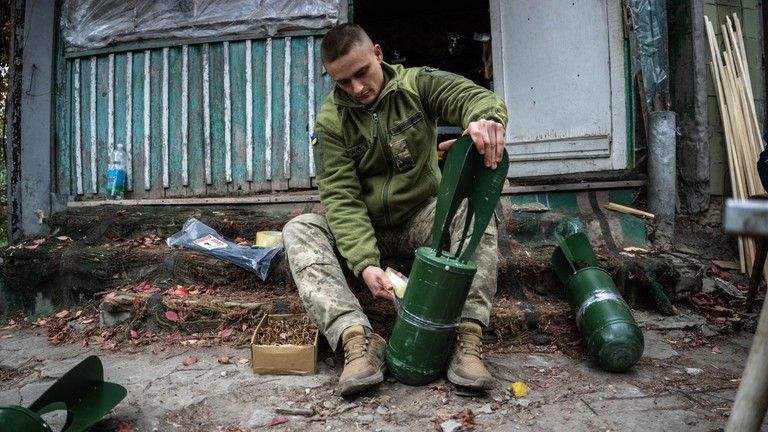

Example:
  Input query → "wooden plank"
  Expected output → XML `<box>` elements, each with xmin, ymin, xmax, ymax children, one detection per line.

<box><xmin>206</xmin><ymin>42</ymin><xmax>228</xmax><ymax>196</ymax></box>
<box><xmin>265</xmin><ymin>38</ymin><xmax>273</xmax><ymax>182</ymax></box>
<box><xmin>113</xmin><ymin>54</ymin><xmax>127</xmax><ymax>171</ymax></box>
<box><xmin>251</xmin><ymin>39</ymin><xmax>269</xmax><ymax>191</ymax></box>
<box><xmin>74</xmin><ymin>59</ymin><xmax>84</xmax><ymax>195</ymax></box>
<box><xmin>67</xmin><ymin>193</ymin><xmax>321</xmax><ymax>207</ymax></box>
<box><xmin>166</xmin><ymin>46</ymin><xmax>184</xmax><ymax>194</ymax></box>
<box><xmin>270</xmin><ymin>38</ymin><xmax>288</xmax><ymax>191</ymax></box>
<box><xmin>227</xmin><ymin>40</ymin><xmax>250</xmax><ymax>194</ymax></box>
<box><xmin>125</xmin><ymin>52</ymin><xmax>133</xmax><ymax>191</ymax></box>
<box><xmin>604</xmin><ymin>202</ymin><xmax>655</xmax><ymax>219</ymax></box>
<box><xmin>96</xmin><ymin>55</ymin><xmax>110</xmax><ymax>196</ymax></box>
<box><xmin>161</xmin><ymin>47</ymin><xmax>170</xmax><ymax>189</ymax></box>
<box><xmin>289</xmin><ymin>37</ymin><xmax>311</xmax><ymax>189</ymax></box>
<box><xmin>149</xmin><ymin>49</ymin><xmax>164</xmax><ymax>197</ymax></box>
<box><xmin>186</xmin><ymin>44</ymin><xmax>207</xmax><ymax>196</ymax></box>
<box><xmin>132</xmin><ymin>51</ymin><xmax>147</xmax><ymax>195</ymax></box>
<box><xmin>503</xmin><ymin>179</ymin><xmax>647</xmax><ymax>194</ymax></box>
<box><xmin>142</xmin><ymin>50</ymin><xmax>152</xmax><ymax>191</ymax></box>
<box><xmin>88</xmin><ymin>56</ymin><xmax>98</xmax><ymax>194</ymax></box>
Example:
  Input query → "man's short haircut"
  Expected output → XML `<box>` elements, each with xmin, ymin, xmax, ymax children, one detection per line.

<box><xmin>321</xmin><ymin>23</ymin><xmax>372</xmax><ymax>64</ymax></box>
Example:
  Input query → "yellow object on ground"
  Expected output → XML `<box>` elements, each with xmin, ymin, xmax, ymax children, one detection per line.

<box><xmin>255</xmin><ymin>231</ymin><xmax>283</xmax><ymax>248</ymax></box>
<box><xmin>511</xmin><ymin>381</ymin><xmax>528</xmax><ymax>398</ymax></box>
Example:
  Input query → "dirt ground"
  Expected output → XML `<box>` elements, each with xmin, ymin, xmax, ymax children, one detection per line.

<box><xmin>1</xmin><ymin>294</ymin><xmax>766</xmax><ymax>432</ymax></box>
<box><xmin>1</xmin><ymin>200</ymin><xmax>767</xmax><ymax>431</ymax></box>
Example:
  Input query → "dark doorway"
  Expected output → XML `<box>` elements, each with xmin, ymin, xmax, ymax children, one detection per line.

<box><xmin>353</xmin><ymin>0</ymin><xmax>492</xmax><ymax>89</ymax></box>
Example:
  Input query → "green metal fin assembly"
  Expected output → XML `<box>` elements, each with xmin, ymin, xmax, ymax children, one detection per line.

<box><xmin>0</xmin><ymin>355</ymin><xmax>127</xmax><ymax>432</ymax></box>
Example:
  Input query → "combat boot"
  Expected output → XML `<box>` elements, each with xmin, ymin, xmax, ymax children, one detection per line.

<box><xmin>447</xmin><ymin>321</ymin><xmax>496</xmax><ymax>390</ymax></box>
<box><xmin>338</xmin><ymin>325</ymin><xmax>386</xmax><ymax>396</ymax></box>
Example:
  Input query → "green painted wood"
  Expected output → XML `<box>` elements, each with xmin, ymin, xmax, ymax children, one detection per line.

<box><xmin>96</xmin><ymin>55</ymin><xmax>110</xmax><ymax>198</ymax></box>
<box><xmin>290</xmin><ymin>38</ymin><xmax>311</xmax><ymax>189</ymax></box>
<box><xmin>167</xmin><ymin>46</ymin><xmax>184</xmax><ymax>194</ymax></box>
<box><xmin>60</xmin><ymin>36</ymin><xmax>330</xmax><ymax>201</ymax></box>
<box><xmin>114</xmin><ymin>54</ymin><xmax>127</xmax><ymax>160</ymax></box>
<box><xmin>131</xmin><ymin>52</ymin><xmax>146</xmax><ymax>193</ymax></box>
<box><xmin>207</xmin><ymin>43</ymin><xmax>228</xmax><ymax>196</ymax></box>
<box><xmin>186</xmin><ymin>44</ymin><xmax>207</xmax><ymax>196</ymax></box>
<box><xmin>228</xmin><ymin>40</ymin><xmax>250</xmax><ymax>194</ymax></box>
<box><xmin>270</xmin><ymin>38</ymin><xmax>288</xmax><ymax>190</ymax></box>
<box><xmin>79</xmin><ymin>58</ymin><xmax>94</xmax><ymax>196</ymax></box>
<box><xmin>251</xmin><ymin>39</ymin><xmax>269</xmax><ymax>191</ymax></box>
<box><xmin>149</xmin><ymin>49</ymin><xmax>164</xmax><ymax>197</ymax></box>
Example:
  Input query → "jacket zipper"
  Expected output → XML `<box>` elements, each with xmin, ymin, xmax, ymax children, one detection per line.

<box><xmin>374</xmin><ymin>112</ymin><xmax>394</xmax><ymax>226</ymax></box>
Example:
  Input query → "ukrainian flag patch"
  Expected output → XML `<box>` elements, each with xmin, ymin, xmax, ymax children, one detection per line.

<box><xmin>311</xmin><ymin>132</ymin><xmax>318</xmax><ymax>146</ymax></box>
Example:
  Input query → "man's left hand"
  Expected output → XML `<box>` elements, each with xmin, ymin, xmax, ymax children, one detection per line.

<box><xmin>438</xmin><ymin>119</ymin><xmax>505</xmax><ymax>169</ymax></box>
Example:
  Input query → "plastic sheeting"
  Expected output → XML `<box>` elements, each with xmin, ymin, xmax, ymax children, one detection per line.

<box><xmin>61</xmin><ymin>0</ymin><xmax>343</xmax><ymax>53</ymax></box>
<box><xmin>627</xmin><ymin>0</ymin><xmax>671</xmax><ymax>110</ymax></box>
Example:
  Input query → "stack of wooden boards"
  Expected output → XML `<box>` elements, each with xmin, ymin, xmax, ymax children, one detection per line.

<box><xmin>705</xmin><ymin>14</ymin><xmax>768</xmax><ymax>281</ymax></box>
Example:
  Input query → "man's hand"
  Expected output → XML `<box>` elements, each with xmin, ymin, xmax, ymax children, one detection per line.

<box><xmin>361</xmin><ymin>266</ymin><xmax>395</xmax><ymax>301</ymax></box>
<box><xmin>438</xmin><ymin>119</ymin><xmax>505</xmax><ymax>169</ymax></box>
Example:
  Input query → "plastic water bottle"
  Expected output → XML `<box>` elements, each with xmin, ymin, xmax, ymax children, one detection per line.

<box><xmin>106</xmin><ymin>143</ymin><xmax>127</xmax><ymax>200</ymax></box>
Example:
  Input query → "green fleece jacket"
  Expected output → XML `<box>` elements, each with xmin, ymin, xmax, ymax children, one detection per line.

<box><xmin>313</xmin><ymin>62</ymin><xmax>508</xmax><ymax>277</ymax></box>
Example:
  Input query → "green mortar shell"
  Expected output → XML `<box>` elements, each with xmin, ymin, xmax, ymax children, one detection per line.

<box><xmin>387</xmin><ymin>247</ymin><xmax>477</xmax><ymax>385</ymax></box>
<box><xmin>0</xmin><ymin>406</ymin><xmax>52</xmax><ymax>432</ymax></box>
<box><xmin>565</xmin><ymin>267</ymin><xmax>644</xmax><ymax>373</ymax></box>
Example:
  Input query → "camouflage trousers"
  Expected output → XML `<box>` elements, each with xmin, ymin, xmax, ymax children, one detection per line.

<box><xmin>282</xmin><ymin>198</ymin><xmax>498</xmax><ymax>350</ymax></box>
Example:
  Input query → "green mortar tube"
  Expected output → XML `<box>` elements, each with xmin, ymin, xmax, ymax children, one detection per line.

<box><xmin>551</xmin><ymin>223</ymin><xmax>644</xmax><ymax>372</ymax></box>
<box><xmin>387</xmin><ymin>247</ymin><xmax>477</xmax><ymax>384</ymax></box>
<box><xmin>386</xmin><ymin>136</ymin><xmax>508</xmax><ymax>385</ymax></box>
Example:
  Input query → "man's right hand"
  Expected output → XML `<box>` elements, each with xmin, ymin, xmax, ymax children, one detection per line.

<box><xmin>362</xmin><ymin>266</ymin><xmax>395</xmax><ymax>301</ymax></box>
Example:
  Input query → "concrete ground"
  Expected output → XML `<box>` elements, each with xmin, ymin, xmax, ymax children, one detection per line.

<box><xmin>1</xmin><ymin>308</ymin><xmax>767</xmax><ymax>432</ymax></box>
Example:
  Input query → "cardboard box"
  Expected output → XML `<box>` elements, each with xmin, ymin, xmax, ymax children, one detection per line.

<box><xmin>250</xmin><ymin>314</ymin><xmax>319</xmax><ymax>375</ymax></box>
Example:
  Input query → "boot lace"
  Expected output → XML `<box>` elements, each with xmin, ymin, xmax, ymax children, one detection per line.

<box><xmin>457</xmin><ymin>331</ymin><xmax>483</xmax><ymax>359</ymax></box>
<box><xmin>343</xmin><ymin>334</ymin><xmax>370</xmax><ymax>365</ymax></box>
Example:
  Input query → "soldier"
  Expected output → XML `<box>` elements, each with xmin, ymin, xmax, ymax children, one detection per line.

<box><xmin>283</xmin><ymin>23</ymin><xmax>508</xmax><ymax>396</ymax></box>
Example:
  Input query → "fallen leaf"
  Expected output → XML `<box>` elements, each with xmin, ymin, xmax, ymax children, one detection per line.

<box><xmin>56</xmin><ymin>236</ymin><xmax>71</xmax><ymax>241</ymax></box>
<box><xmin>55</xmin><ymin>310</ymin><xmax>70</xmax><ymax>319</ymax></box>
<box><xmin>172</xmin><ymin>287</ymin><xmax>190</xmax><ymax>297</ymax></box>
<box><xmin>81</xmin><ymin>318</ymin><xmax>95</xmax><ymax>324</ymax></box>
<box><xmin>269</xmin><ymin>417</ymin><xmax>289</xmax><ymax>426</ymax></box>
<box><xmin>218</xmin><ymin>356</ymin><xmax>232</xmax><ymax>364</ymax></box>
<box><xmin>712</xmin><ymin>346</ymin><xmax>723</xmax><ymax>354</ymax></box>
<box><xmin>165</xmin><ymin>311</ymin><xmax>179</xmax><ymax>322</ymax></box>
<box><xmin>75</xmin><ymin>310</ymin><xmax>82</xmax><ymax>318</ymax></box>
<box><xmin>101</xmin><ymin>340</ymin><xmax>117</xmax><ymax>350</ymax></box>
<box><xmin>130</xmin><ymin>330</ymin><xmax>139</xmax><ymax>339</ymax></box>
<box><xmin>182</xmin><ymin>356</ymin><xmax>198</xmax><ymax>366</ymax></box>
<box><xmin>238</xmin><ymin>358</ymin><xmax>250</xmax><ymax>365</ymax></box>
<box><xmin>218</xmin><ymin>328</ymin><xmax>234</xmax><ymax>338</ymax></box>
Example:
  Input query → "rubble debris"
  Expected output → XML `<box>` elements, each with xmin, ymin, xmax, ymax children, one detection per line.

<box><xmin>275</xmin><ymin>407</ymin><xmax>314</xmax><ymax>416</ymax></box>
<box><xmin>269</xmin><ymin>416</ymin><xmax>289</xmax><ymax>426</ymax></box>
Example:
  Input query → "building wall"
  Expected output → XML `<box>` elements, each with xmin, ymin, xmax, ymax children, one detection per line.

<box><xmin>55</xmin><ymin>38</ymin><xmax>333</xmax><ymax>201</ymax></box>
<box><xmin>705</xmin><ymin>0</ymin><xmax>766</xmax><ymax>194</ymax></box>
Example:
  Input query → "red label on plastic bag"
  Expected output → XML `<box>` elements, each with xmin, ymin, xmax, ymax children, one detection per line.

<box><xmin>192</xmin><ymin>234</ymin><xmax>227</xmax><ymax>250</ymax></box>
